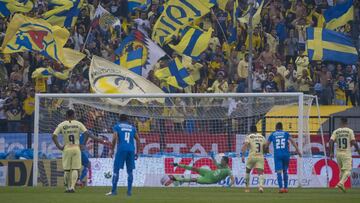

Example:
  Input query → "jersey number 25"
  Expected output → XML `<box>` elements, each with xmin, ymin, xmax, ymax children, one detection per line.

<box><xmin>275</xmin><ymin>138</ymin><xmax>285</xmax><ymax>149</ymax></box>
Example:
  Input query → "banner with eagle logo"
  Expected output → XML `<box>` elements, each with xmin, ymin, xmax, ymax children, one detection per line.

<box><xmin>89</xmin><ymin>55</ymin><xmax>164</xmax><ymax>105</ymax></box>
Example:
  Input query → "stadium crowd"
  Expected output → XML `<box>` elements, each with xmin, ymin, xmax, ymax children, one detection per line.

<box><xmin>1</xmin><ymin>0</ymin><xmax>360</xmax><ymax>133</ymax></box>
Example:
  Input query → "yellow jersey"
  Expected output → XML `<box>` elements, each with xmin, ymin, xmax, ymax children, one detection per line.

<box><xmin>53</xmin><ymin>120</ymin><xmax>87</xmax><ymax>147</ymax></box>
<box><xmin>245</xmin><ymin>133</ymin><xmax>266</xmax><ymax>158</ymax></box>
<box><xmin>331</xmin><ymin>127</ymin><xmax>355</xmax><ymax>154</ymax></box>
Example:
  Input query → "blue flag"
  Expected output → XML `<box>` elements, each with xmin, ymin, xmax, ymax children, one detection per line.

<box><xmin>324</xmin><ymin>0</ymin><xmax>354</xmax><ymax>30</ymax></box>
<box><xmin>306</xmin><ymin>27</ymin><xmax>358</xmax><ymax>65</ymax></box>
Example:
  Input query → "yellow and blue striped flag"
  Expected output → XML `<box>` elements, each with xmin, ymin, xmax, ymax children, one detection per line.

<box><xmin>228</xmin><ymin>0</ymin><xmax>240</xmax><ymax>44</ymax></box>
<box><xmin>115</xmin><ymin>48</ymin><xmax>144</xmax><ymax>76</ymax></box>
<box><xmin>155</xmin><ymin>58</ymin><xmax>195</xmax><ymax>89</ymax></box>
<box><xmin>1</xmin><ymin>14</ymin><xmax>85</xmax><ymax>68</ymax></box>
<box><xmin>152</xmin><ymin>0</ymin><xmax>210</xmax><ymax>45</ymax></box>
<box><xmin>43</xmin><ymin>0</ymin><xmax>84</xmax><ymax>28</ymax></box>
<box><xmin>324</xmin><ymin>0</ymin><xmax>354</xmax><ymax>30</ymax></box>
<box><xmin>169</xmin><ymin>27</ymin><xmax>213</xmax><ymax>60</ymax></box>
<box><xmin>306</xmin><ymin>27</ymin><xmax>358</xmax><ymax>65</ymax></box>
<box><xmin>0</xmin><ymin>0</ymin><xmax>33</xmax><ymax>17</ymax></box>
<box><xmin>128</xmin><ymin>0</ymin><xmax>152</xmax><ymax>13</ymax></box>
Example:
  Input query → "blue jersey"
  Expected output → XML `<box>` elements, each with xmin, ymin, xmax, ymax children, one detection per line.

<box><xmin>113</xmin><ymin>122</ymin><xmax>137</xmax><ymax>152</ymax></box>
<box><xmin>268</xmin><ymin>130</ymin><xmax>290</xmax><ymax>157</ymax></box>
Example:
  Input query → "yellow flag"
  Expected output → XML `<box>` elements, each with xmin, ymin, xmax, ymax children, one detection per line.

<box><xmin>1</xmin><ymin>14</ymin><xmax>85</xmax><ymax>68</ymax></box>
<box><xmin>169</xmin><ymin>27</ymin><xmax>213</xmax><ymax>59</ymax></box>
<box><xmin>152</xmin><ymin>0</ymin><xmax>210</xmax><ymax>45</ymax></box>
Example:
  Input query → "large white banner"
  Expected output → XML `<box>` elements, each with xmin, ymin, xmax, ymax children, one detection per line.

<box><xmin>89</xmin><ymin>157</ymin><xmax>360</xmax><ymax>188</ymax></box>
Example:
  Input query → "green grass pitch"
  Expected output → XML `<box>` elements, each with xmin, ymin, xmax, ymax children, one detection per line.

<box><xmin>1</xmin><ymin>187</ymin><xmax>360</xmax><ymax>203</ymax></box>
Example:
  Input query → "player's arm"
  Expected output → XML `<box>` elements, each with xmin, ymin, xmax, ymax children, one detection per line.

<box><xmin>241</xmin><ymin>142</ymin><xmax>249</xmax><ymax>163</ymax></box>
<box><xmin>209</xmin><ymin>152</ymin><xmax>220</xmax><ymax>168</ymax></box>
<box><xmin>134</xmin><ymin>134</ymin><xmax>140</xmax><ymax>160</ymax></box>
<box><xmin>52</xmin><ymin>134</ymin><xmax>64</xmax><ymax>151</ymax></box>
<box><xmin>110</xmin><ymin>132</ymin><xmax>118</xmax><ymax>158</ymax></box>
<box><xmin>329</xmin><ymin>132</ymin><xmax>336</xmax><ymax>159</ymax></box>
<box><xmin>350</xmin><ymin>130</ymin><xmax>360</xmax><ymax>155</ymax></box>
<box><xmin>289</xmin><ymin>137</ymin><xmax>302</xmax><ymax>157</ymax></box>
<box><xmin>84</xmin><ymin>130</ymin><xmax>109</xmax><ymax>145</ymax></box>
<box><xmin>351</xmin><ymin>140</ymin><xmax>360</xmax><ymax>155</ymax></box>
<box><xmin>52</xmin><ymin>124</ymin><xmax>64</xmax><ymax>151</ymax></box>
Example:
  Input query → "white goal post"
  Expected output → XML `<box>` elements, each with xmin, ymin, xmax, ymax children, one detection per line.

<box><xmin>33</xmin><ymin>93</ymin><xmax>328</xmax><ymax>187</ymax></box>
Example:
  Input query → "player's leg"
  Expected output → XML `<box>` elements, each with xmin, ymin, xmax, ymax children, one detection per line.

<box><xmin>69</xmin><ymin>147</ymin><xmax>81</xmax><ymax>192</ymax></box>
<box><xmin>274</xmin><ymin>156</ymin><xmax>284</xmax><ymax>191</ymax></box>
<box><xmin>62</xmin><ymin>148</ymin><xmax>71</xmax><ymax>192</ymax></box>
<box><xmin>245</xmin><ymin>157</ymin><xmax>255</xmax><ymax>192</ymax></box>
<box><xmin>254</xmin><ymin>157</ymin><xmax>265</xmax><ymax>192</ymax></box>
<box><xmin>282</xmin><ymin>156</ymin><xmax>290</xmax><ymax>192</ymax></box>
<box><xmin>77</xmin><ymin>150</ymin><xmax>90</xmax><ymax>186</ymax></box>
<box><xmin>125</xmin><ymin>151</ymin><xmax>136</xmax><ymax>196</ymax></box>
<box><xmin>108</xmin><ymin>152</ymin><xmax>126</xmax><ymax>195</ymax></box>
<box><xmin>337</xmin><ymin>153</ymin><xmax>351</xmax><ymax>192</ymax></box>
<box><xmin>175</xmin><ymin>163</ymin><xmax>201</xmax><ymax>174</ymax></box>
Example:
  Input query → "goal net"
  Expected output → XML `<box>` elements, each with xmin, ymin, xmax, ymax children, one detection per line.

<box><xmin>33</xmin><ymin>93</ymin><xmax>328</xmax><ymax>187</ymax></box>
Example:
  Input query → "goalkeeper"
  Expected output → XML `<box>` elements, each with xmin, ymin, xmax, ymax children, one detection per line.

<box><xmin>168</xmin><ymin>155</ymin><xmax>234</xmax><ymax>186</ymax></box>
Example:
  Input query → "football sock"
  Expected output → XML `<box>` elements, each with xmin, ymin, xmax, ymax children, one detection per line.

<box><xmin>79</xmin><ymin>167</ymin><xmax>88</xmax><ymax>182</ymax></box>
<box><xmin>245</xmin><ymin>173</ymin><xmax>250</xmax><ymax>187</ymax></box>
<box><xmin>259</xmin><ymin>174</ymin><xmax>264</xmax><ymax>187</ymax></box>
<box><xmin>64</xmin><ymin>170</ymin><xmax>70</xmax><ymax>190</ymax></box>
<box><xmin>111</xmin><ymin>172</ymin><xmax>119</xmax><ymax>193</ymax></box>
<box><xmin>127</xmin><ymin>170</ymin><xmax>133</xmax><ymax>194</ymax></box>
<box><xmin>277</xmin><ymin>172</ymin><xmax>283</xmax><ymax>189</ymax></box>
<box><xmin>283</xmin><ymin>170</ymin><xmax>288</xmax><ymax>188</ymax></box>
<box><xmin>70</xmin><ymin>170</ymin><xmax>78</xmax><ymax>190</ymax></box>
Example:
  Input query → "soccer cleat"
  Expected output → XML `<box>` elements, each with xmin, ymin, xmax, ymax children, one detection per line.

<box><xmin>283</xmin><ymin>188</ymin><xmax>288</xmax><ymax>193</ymax></box>
<box><xmin>76</xmin><ymin>180</ymin><xmax>84</xmax><ymax>188</ymax></box>
<box><xmin>64</xmin><ymin>189</ymin><xmax>70</xmax><ymax>193</ymax></box>
<box><xmin>336</xmin><ymin>184</ymin><xmax>346</xmax><ymax>193</ymax></box>
<box><xmin>68</xmin><ymin>189</ymin><xmax>75</xmax><ymax>193</ymax></box>
<box><xmin>244</xmin><ymin>188</ymin><xmax>250</xmax><ymax>193</ymax></box>
<box><xmin>105</xmin><ymin>191</ymin><xmax>117</xmax><ymax>196</ymax></box>
<box><xmin>258</xmin><ymin>187</ymin><xmax>264</xmax><ymax>193</ymax></box>
<box><xmin>127</xmin><ymin>191</ymin><xmax>132</xmax><ymax>196</ymax></box>
<box><xmin>279</xmin><ymin>189</ymin><xmax>284</xmax><ymax>193</ymax></box>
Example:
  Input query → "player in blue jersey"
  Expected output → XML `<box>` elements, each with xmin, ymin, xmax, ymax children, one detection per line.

<box><xmin>76</xmin><ymin>132</ymin><xmax>110</xmax><ymax>187</ymax></box>
<box><xmin>106</xmin><ymin>114</ymin><xmax>140</xmax><ymax>196</ymax></box>
<box><xmin>265</xmin><ymin>122</ymin><xmax>301</xmax><ymax>193</ymax></box>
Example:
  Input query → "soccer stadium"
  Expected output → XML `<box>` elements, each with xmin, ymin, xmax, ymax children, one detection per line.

<box><xmin>0</xmin><ymin>0</ymin><xmax>360</xmax><ymax>203</ymax></box>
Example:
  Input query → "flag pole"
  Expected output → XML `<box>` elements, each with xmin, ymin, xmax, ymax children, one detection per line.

<box><xmin>211</xmin><ymin>9</ymin><xmax>229</xmax><ymax>43</ymax></box>
<box><xmin>82</xmin><ymin>26</ymin><xmax>93</xmax><ymax>52</ymax></box>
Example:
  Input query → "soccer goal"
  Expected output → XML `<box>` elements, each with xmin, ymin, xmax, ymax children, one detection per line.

<box><xmin>33</xmin><ymin>93</ymin><xmax>328</xmax><ymax>187</ymax></box>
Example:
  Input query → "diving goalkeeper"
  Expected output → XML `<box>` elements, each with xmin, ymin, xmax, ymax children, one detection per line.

<box><xmin>168</xmin><ymin>154</ymin><xmax>234</xmax><ymax>186</ymax></box>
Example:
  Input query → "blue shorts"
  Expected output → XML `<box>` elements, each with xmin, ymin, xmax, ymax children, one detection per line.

<box><xmin>81</xmin><ymin>150</ymin><xmax>90</xmax><ymax>166</ymax></box>
<box><xmin>274</xmin><ymin>154</ymin><xmax>290</xmax><ymax>171</ymax></box>
<box><xmin>113</xmin><ymin>151</ymin><xmax>135</xmax><ymax>173</ymax></box>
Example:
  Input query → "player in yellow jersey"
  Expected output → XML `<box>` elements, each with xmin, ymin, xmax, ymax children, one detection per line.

<box><xmin>329</xmin><ymin>117</ymin><xmax>360</xmax><ymax>192</ymax></box>
<box><xmin>241</xmin><ymin>125</ymin><xmax>266</xmax><ymax>193</ymax></box>
<box><xmin>52</xmin><ymin>109</ymin><xmax>91</xmax><ymax>193</ymax></box>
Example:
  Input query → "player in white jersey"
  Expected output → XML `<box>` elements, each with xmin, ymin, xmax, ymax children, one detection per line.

<box><xmin>241</xmin><ymin>125</ymin><xmax>266</xmax><ymax>193</ymax></box>
<box><xmin>329</xmin><ymin>117</ymin><xmax>360</xmax><ymax>192</ymax></box>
